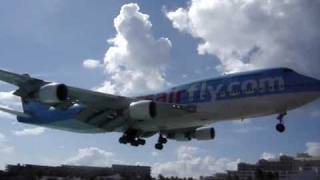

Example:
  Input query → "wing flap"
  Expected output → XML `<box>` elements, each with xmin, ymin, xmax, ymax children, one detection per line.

<box><xmin>68</xmin><ymin>86</ymin><xmax>132</xmax><ymax>110</ymax></box>
<box><xmin>76</xmin><ymin>108</ymin><xmax>127</xmax><ymax>132</ymax></box>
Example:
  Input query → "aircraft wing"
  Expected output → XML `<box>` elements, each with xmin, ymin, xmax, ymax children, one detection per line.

<box><xmin>0</xmin><ymin>69</ymin><xmax>134</xmax><ymax>131</ymax></box>
<box><xmin>0</xmin><ymin>106</ymin><xmax>30</xmax><ymax>118</ymax></box>
<box><xmin>0</xmin><ymin>69</ymin><xmax>44</xmax><ymax>87</ymax></box>
<box><xmin>68</xmin><ymin>87</ymin><xmax>132</xmax><ymax>110</ymax></box>
<box><xmin>0</xmin><ymin>69</ymin><xmax>132</xmax><ymax>110</ymax></box>
<box><xmin>0</xmin><ymin>69</ymin><xmax>197</xmax><ymax>133</ymax></box>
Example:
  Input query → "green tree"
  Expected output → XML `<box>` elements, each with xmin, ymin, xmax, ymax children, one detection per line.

<box><xmin>158</xmin><ymin>174</ymin><xmax>165</xmax><ymax>180</ymax></box>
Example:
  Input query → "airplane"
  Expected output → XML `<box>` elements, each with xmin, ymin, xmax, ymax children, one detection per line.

<box><xmin>0</xmin><ymin>67</ymin><xmax>319</xmax><ymax>150</ymax></box>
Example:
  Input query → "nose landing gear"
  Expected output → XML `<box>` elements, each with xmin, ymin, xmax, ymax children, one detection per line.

<box><xmin>276</xmin><ymin>112</ymin><xmax>287</xmax><ymax>133</ymax></box>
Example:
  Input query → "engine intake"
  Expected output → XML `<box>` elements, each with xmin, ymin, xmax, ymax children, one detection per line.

<box><xmin>129</xmin><ymin>100</ymin><xmax>156</xmax><ymax>120</ymax></box>
<box><xmin>38</xmin><ymin>83</ymin><xmax>68</xmax><ymax>104</ymax></box>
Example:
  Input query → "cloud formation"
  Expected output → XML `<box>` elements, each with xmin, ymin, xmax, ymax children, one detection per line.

<box><xmin>13</xmin><ymin>127</ymin><xmax>46</xmax><ymax>136</ymax></box>
<box><xmin>0</xmin><ymin>91</ymin><xmax>21</xmax><ymax>119</ymax></box>
<box><xmin>166</xmin><ymin>0</ymin><xmax>320</xmax><ymax>76</ymax></box>
<box><xmin>0</xmin><ymin>91</ymin><xmax>20</xmax><ymax>108</ymax></box>
<box><xmin>261</xmin><ymin>152</ymin><xmax>275</xmax><ymax>160</ymax></box>
<box><xmin>0</xmin><ymin>132</ymin><xmax>14</xmax><ymax>154</ymax></box>
<box><xmin>92</xmin><ymin>3</ymin><xmax>171</xmax><ymax>96</ymax></box>
<box><xmin>153</xmin><ymin>145</ymin><xmax>240</xmax><ymax>178</ymax></box>
<box><xmin>65</xmin><ymin>147</ymin><xmax>123</xmax><ymax>166</ymax></box>
<box><xmin>83</xmin><ymin>59</ymin><xmax>102</xmax><ymax>69</ymax></box>
<box><xmin>306</xmin><ymin>142</ymin><xmax>320</xmax><ymax>157</ymax></box>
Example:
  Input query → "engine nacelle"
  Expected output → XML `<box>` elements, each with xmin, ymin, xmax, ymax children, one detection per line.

<box><xmin>168</xmin><ymin>127</ymin><xmax>215</xmax><ymax>141</ymax></box>
<box><xmin>129</xmin><ymin>100</ymin><xmax>156</xmax><ymax>120</ymax></box>
<box><xmin>168</xmin><ymin>133</ymin><xmax>191</xmax><ymax>141</ymax></box>
<box><xmin>38</xmin><ymin>83</ymin><xmax>68</xmax><ymax>104</ymax></box>
<box><xmin>192</xmin><ymin>127</ymin><xmax>215</xmax><ymax>140</ymax></box>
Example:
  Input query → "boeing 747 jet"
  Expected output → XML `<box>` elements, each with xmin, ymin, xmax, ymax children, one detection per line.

<box><xmin>0</xmin><ymin>68</ymin><xmax>319</xmax><ymax>150</ymax></box>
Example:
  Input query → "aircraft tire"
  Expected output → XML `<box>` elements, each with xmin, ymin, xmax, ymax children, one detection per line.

<box><xmin>119</xmin><ymin>136</ymin><xmax>128</xmax><ymax>144</ymax></box>
<box><xmin>138</xmin><ymin>139</ymin><xmax>146</xmax><ymax>145</ymax></box>
<box><xmin>159</xmin><ymin>137</ymin><xmax>167</xmax><ymax>144</ymax></box>
<box><xmin>155</xmin><ymin>143</ymin><xmax>163</xmax><ymax>150</ymax></box>
<box><xmin>130</xmin><ymin>141</ymin><xmax>139</xmax><ymax>147</ymax></box>
<box><xmin>276</xmin><ymin>123</ymin><xmax>285</xmax><ymax>133</ymax></box>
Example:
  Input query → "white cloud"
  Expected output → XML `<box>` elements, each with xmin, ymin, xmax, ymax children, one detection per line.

<box><xmin>0</xmin><ymin>92</ymin><xmax>20</xmax><ymax>120</ymax></box>
<box><xmin>261</xmin><ymin>152</ymin><xmax>275</xmax><ymax>160</ymax></box>
<box><xmin>13</xmin><ymin>127</ymin><xmax>46</xmax><ymax>136</ymax></box>
<box><xmin>0</xmin><ymin>82</ymin><xmax>6</xmax><ymax>85</ymax></box>
<box><xmin>0</xmin><ymin>91</ymin><xmax>21</xmax><ymax>108</ymax></box>
<box><xmin>151</xmin><ymin>151</ymin><xmax>159</xmax><ymax>157</ymax></box>
<box><xmin>152</xmin><ymin>145</ymin><xmax>240</xmax><ymax>178</ymax></box>
<box><xmin>306</xmin><ymin>142</ymin><xmax>320</xmax><ymax>157</ymax></box>
<box><xmin>0</xmin><ymin>111</ymin><xmax>16</xmax><ymax>120</ymax></box>
<box><xmin>65</xmin><ymin>147</ymin><xmax>123</xmax><ymax>166</ymax></box>
<box><xmin>166</xmin><ymin>0</ymin><xmax>320</xmax><ymax>76</ymax></box>
<box><xmin>82</xmin><ymin>59</ymin><xmax>102</xmax><ymax>69</ymax></box>
<box><xmin>92</xmin><ymin>3</ymin><xmax>171</xmax><ymax>96</ymax></box>
<box><xmin>0</xmin><ymin>132</ymin><xmax>14</xmax><ymax>154</ymax></box>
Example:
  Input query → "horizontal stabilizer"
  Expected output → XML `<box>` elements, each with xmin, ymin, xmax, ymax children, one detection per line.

<box><xmin>0</xmin><ymin>106</ymin><xmax>30</xmax><ymax>118</ymax></box>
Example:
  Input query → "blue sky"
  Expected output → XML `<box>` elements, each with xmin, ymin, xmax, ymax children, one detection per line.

<box><xmin>0</xmin><ymin>0</ymin><xmax>320</xmax><ymax>177</ymax></box>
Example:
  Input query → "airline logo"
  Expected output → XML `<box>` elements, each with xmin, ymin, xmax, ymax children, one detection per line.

<box><xmin>141</xmin><ymin>76</ymin><xmax>285</xmax><ymax>104</ymax></box>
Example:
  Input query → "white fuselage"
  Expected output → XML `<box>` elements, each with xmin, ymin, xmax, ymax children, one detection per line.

<box><xmin>133</xmin><ymin>91</ymin><xmax>320</xmax><ymax>132</ymax></box>
<box><xmin>15</xmin><ymin>68</ymin><xmax>320</xmax><ymax>134</ymax></box>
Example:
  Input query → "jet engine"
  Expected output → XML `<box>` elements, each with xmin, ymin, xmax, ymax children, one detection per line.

<box><xmin>38</xmin><ymin>83</ymin><xmax>68</xmax><ymax>104</ymax></box>
<box><xmin>167</xmin><ymin>133</ymin><xmax>191</xmax><ymax>141</ymax></box>
<box><xmin>168</xmin><ymin>127</ymin><xmax>215</xmax><ymax>141</ymax></box>
<box><xmin>192</xmin><ymin>127</ymin><xmax>215</xmax><ymax>140</ymax></box>
<box><xmin>129</xmin><ymin>100</ymin><xmax>156</xmax><ymax>120</ymax></box>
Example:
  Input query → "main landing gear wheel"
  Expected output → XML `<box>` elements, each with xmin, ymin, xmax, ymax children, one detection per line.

<box><xmin>119</xmin><ymin>130</ymin><xmax>146</xmax><ymax>147</ymax></box>
<box><xmin>137</xmin><ymin>139</ymin><xmax>146</xmax><ymax>145</ymax></box>
<box><xmin>276</xmin><ymin>112</ymin><xmax>287</xmax><ymax>133</ymax></box>
<box><xmin>155</xmin><ymin>143</ymin><xmax>163</xmax><ymax>150</ymax></box>
<box><xmin>155</xmin><ymin>134</ymin><xmax>167</xmax><ymax>150</ymax></box>
<box><xmin>130</xmin><ymin>140</ymin><xmax>139</xmax><ymax>146</ymax></box>
<box><xmin>159</xmin><ymin>136</ymin><xmax>167</xmax><ymax>144</ymax></box>
<box><xmin>119</xmin><ymin>136</ymin><xmax>128</xmax><ymax>144</ymax></box>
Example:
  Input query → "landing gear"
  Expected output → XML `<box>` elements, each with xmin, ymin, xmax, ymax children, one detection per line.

<box><xmin>119</xmin><ymin>130</ymin><xmax>146</xmax><ymax>147</ymax></box>
<box><xmin>155</xmin><ymin>143</ymin><xmax>163</xmax><ymax>150</ymax></box>
<box><xmin>119</xmin><ymin>130</ymin><xmax>169</xmax><ymax>149</ymax></box>
<box><xmin>130</xmin><ymin>140</ymin><xmax>139</xmax><ymax>147</ymax></box>
<box><xmin>159</xmin><ymin>135</ymin><xmax>167</xmax><ymax>144</ymax></box>
<box><xmin>119</xmin><ymin>136</ymin><xmax>128</xmax><ymax>144</ymax></box>
<box><xmin>155</xmin><ymin>134</ymin><xmax>167</xmax><ymax>150</ymax></box>
<box><xmin>276</xmin><ymin>123</ymin><xmax>285</xmax><ymax>133</ymax></box>
<box><xmin>276</xmin><ymin>112</ymin><xmax>287</xmax><ymax>133</ymax></box>
<box><xmin>137</xmin><ymin>138</ymin><xmax>146</xmax><ymax>145</ymax></box>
